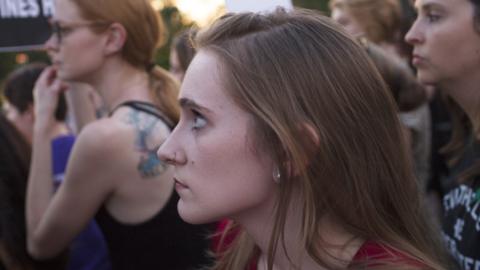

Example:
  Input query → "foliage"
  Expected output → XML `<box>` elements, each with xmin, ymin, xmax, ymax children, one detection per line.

<box><xmin>293</xmin><ymin>0</ymin><xmax>330</xmax><ymax>13</ymax></box>
<box><xmin>0</xmin><ymin>50</ymin><xmax>49</xmax><ymax>90</ymax></box>
<box><xmin>156</xmin><ymin>5</ymin><xmax>195</xmax><ymax>69</ymax></box>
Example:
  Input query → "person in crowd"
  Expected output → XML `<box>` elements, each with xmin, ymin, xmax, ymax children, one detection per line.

<box><xmin>158</xmin><ymin>8</ymin><xmax>452</xmax><ymax>270</ymax></box>
<box><xmin>2</xmin><ymin>62</ymin><xmax>111</xmax><ymax>270</ymax></box>
<box><xmin>2</xmin><ymin>63</ymin><xmax>68</xmax><ymax>145</ymax></box>
<box><xmin>329</xmin><ymin>0</ymin><xmax>405</xmax><ymax>58</ymax></box>
<box><xmin>25</xmin><ymin>0</ymin><xmax>213</xmax><ymax>269</ymax></box>
<box><xmin>406</xmin><ymin>0</ymin><xmax>480</xmax><ymax>268</ymax></box>
<box><xmin>170</xmin><ymin>28</ymin><xmax>198</xmax><ymax>82</ymax></box>
<box><xmin>330</xmin><ymin>0</ymin><xmax>432</xmax><ymax>194</ymax></box>
<box><xmin>0</xmin><ymin>114</ymin><xmax>66</xmax><ymax>270</ymax></box>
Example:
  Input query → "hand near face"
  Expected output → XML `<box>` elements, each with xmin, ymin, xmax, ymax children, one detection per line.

<box><xmin>33</xmin><ymin>66</ymin><xmax>69</xmax><ymax>134</ymax></box>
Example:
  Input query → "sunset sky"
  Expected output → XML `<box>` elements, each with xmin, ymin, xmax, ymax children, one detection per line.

<box><xmin>152</xmin><ymin>0</ymin><xmax>225</xmax><ymax>26</ymax></box>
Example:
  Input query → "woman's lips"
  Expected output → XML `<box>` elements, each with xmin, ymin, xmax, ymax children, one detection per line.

<box><xmin>174</xmin><ymin>178</ymin><xmax>189</xmax><ymax>190</ymax></box>
<box><xmin>411</xmin><ymin>55</ymin><xmax>425</xmax><ymax>66</ymax></box>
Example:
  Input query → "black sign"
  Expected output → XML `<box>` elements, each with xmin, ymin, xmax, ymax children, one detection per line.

<box><xmin>0</xmin><ymin>0</ymin><xmax>54</xmax><ymax>52</ymax></box>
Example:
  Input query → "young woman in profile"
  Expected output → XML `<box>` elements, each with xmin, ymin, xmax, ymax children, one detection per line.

<box><xmin>26</xmin><ymin>0</ymin><xmax>212</xmax><ymax>269</ymax></box>
<box><xmin>158</xmin><ymin>8</ymin><xmax>451</xmax><ymax>270</ymax></box>
<box><xmin>406</xmin><ymin>0</ymin><xmax>480</xmax><ymax>268</ymax></box>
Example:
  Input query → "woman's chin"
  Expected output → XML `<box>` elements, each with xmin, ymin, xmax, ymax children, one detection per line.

<box><xmin>177</xmin><ymin>203</ymin><xmax>219</xmax><ymax>225</ymax></box>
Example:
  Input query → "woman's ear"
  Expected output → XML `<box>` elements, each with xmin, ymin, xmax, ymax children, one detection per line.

<box><xmin>104</xmin><ymin>22</ymin><xmax>127</xmax><ymax>55</ymax></box>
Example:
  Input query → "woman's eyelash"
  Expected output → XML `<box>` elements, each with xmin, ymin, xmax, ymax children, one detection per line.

<box><xmin>191</xmin><ymin>109</ymin><xmax>207</xmax><ymax>130</ymax></box>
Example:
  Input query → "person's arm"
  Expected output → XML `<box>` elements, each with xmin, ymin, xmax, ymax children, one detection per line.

<box><xmin>27</xmin><ymin>120</ymin><xmax>120</xmax><ymax>259</ymax></box>
<box><xmin>26</xmin><ymin>68</ymin><xmax>116</xmax><ymax>259</ymax></box>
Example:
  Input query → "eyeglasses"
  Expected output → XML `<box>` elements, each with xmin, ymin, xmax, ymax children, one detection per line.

<box><xmin>48</xmin><ymin>20</ymin><xmax>110</xmax><ymax>46</ymax></box>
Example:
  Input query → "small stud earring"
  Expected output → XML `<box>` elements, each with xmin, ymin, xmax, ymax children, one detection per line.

<box><xmin>273</xmin><ymin>167</ymin><xmax>281</xmax><ymax>184</ymax></box>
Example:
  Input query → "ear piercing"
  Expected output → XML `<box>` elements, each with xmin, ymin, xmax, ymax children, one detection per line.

<box><xmin>273</xmin><ymin>166</ymin><xmax>281</xmax><ymax>184</ymax></box>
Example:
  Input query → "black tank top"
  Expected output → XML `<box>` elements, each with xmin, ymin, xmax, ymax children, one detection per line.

<box><xmin>96</xmin><ymin>101</ymin><xmax>213</xmax><ymax>269</ymax></box>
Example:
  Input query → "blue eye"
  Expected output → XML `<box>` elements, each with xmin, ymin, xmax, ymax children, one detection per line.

<box><xmin>426</xmin><ymin>12</ymin><xmax>441</xmax><ymax>23</ymax></box>
<box><xmin>192</xmin><ymin>111</ymin><xmax>207</xmax><ymax>130</ymax></box>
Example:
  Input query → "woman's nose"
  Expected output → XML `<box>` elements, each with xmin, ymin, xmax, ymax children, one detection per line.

<box><xmin>158</xmin><ymin>136</ymin><xmax>187</xmax><ymax>166</ymax></box>
<box><xmin>44</xmin><ymin>34</ymin><xmax>59</xmax><ymax>55</ymax></box>
<box><xmin>405</xmin><ymin>21</ymin><xmax>423</xmax><ymax>45</ymax></box>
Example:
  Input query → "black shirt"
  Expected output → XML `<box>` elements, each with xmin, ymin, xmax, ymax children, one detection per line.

<box><xmin>442</xmin><ymin>135</ymin><xmax>480</xmax><ymax>270</ymax></box>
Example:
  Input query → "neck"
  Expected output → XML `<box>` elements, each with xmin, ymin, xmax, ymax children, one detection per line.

<box><xmin>440</xmin><ymin>72</ymin><xmax>480</xmax><ymax>134</ymax></box>
<box><xmin>237</xmin><ymin>186</ymin><xmax>363</xmax><ymax>270</ymax></box>
<box><xmin>86</xmin><ymin>57</ymin><xmax>152</xmax><ymax>111</ymax></box>
<box><xmin>378</xmin><ymin>42</ymin><xmax>402</xmax><ymax>60</ymax></box>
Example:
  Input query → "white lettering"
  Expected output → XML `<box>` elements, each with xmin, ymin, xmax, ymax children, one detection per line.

<box><xmin>444</xmin><ymin>193</ymin><xmax>453</xmax><ymax>212</ymax></box>
<box><xmin>443</xmin><ymin>233</ymin><xmax>480</xmax><ymax>270</ymax></box>
<box><xmin>41</xmin><ymin>0</ymin><xmax>53</xmax><ymax>16</ymax></box>
<box><xmin>466</xmin><ymin>257</ymin><xmax>474</xmax><ymax>270</ymax></box>
<box><xmin>472</xmin><ymin>201</ymin><xmax>480</xmax><ymax>219</ymax></box>
<box><xmin>0</xmin><ymin>0</ymin><xmax>40</xmax><ymax>18</ymax></box>
<box><xmin>18</xmin><ymin>0</ymin><xmax>28</xmax><ymax>17</ymax></box>
<box><xmin>19</xmin><ymin>0</ymin><xmax>39</xmax><ymax>17</ymax></box>
<box><xmin>454</xmin><ymin>218</ymin><xmax>465</xmax><ymax>241</ymax></box>
<box><xmin>0</xmin><ymin>0</ymin><xmax>18</xmax><ymax>18</ymax></box>
<box><xmin>475</xmin><ymin>260</ymin><xmax>480</xmax><ymax>270</ymax></box>
<box><xmin>444</xmin><ymin>185</ymin><xmax>479</xmax><ymax>213</ymax></box>
<box><xmin>462</xmin><ymin>189</ymin><xmax>473</xmax><ymax>212</ymax></box>
<box><xmin>27</xmin><ymin>0</ymin><xmax>39</xmax><ymax>16</ymax></box>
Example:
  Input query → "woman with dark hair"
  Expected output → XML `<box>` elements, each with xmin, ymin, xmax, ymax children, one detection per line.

<box><xmin>329</xmin><ymin>0</ymin><xmax>404</xmax><ymax>57</ymax></box>
<box><xmin>330</xmin><ymin>0</ymin><xmax>433</xmax><ymax>193</ymax></box>
<box><xmin>0</xmin><ymin>114</ymin><xmax>65</xmax><ymax>270</ymax></box>
<box><xmin>406</xmin><ymin>0</ymin><xmax>480</xmax><ymax>268</ymax></box>
<box><xmin>159</xmin><ymin>8</ymin><xmax>450</xmax><ymax>270</ymax></box>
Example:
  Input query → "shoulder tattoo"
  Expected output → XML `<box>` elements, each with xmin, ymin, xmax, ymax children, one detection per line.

<box><xmin>124</xmin><ymin>110</ymin><xmax>168</xmax><ymax>178</ymax></box>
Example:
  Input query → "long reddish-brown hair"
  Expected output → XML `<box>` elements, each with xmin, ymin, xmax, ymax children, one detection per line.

<box><xmin>70</xmin><ymin>0</ymin><xmax>179</xmax><ymax>122</ymax></box>
<box><xmin>329</xmin><ymin>0</ymin><xmax>402</xmax><ymax>44</ymax></box>
<box><xmin>194</xmin><ymin>8</ymin><xmax>449</xmax><ymax>270</ymax></box>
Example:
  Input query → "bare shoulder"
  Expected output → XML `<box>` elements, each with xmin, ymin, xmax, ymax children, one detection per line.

<box><xmin>71</xmin><ymin>118</ymin><xmax>131</xmax><ymax>162</ymax></box>
<box><xmin>74</xmin><ymin>112</ymin><xmax>172</xmax><ymax>178</ymax></box>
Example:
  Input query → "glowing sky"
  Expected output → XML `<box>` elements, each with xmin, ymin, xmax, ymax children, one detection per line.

<box><xmin>152</xmin><ymin>0</ymin><xmax>225</xmax><ymax>26</ymax></box>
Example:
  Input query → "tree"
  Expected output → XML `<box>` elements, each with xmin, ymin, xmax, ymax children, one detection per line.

<box><xmin>293</xmin><ymin>0</ymin><xmax>330</xmax><ymax>13</ymax></box>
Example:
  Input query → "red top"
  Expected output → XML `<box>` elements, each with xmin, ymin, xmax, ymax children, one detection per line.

<box><xmin>213</xmin><ymin>220</ymin><xmax>423</xmax><ymax>270</ymax></box>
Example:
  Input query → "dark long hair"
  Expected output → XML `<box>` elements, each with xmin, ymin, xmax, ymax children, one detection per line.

<box><xmin>441</xmin><ymin>0</ymin><xmax>480</xmax><ymax>181</ymax></box>
<box><xmin>0</xmin><ymin>115</ymin><xmax>65</xmax><ymax>269</ymax></box>
<box><xmin>3</xmin><ymin>63</ymin><xmax>67</xmax><ymax>122</ymax></box>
